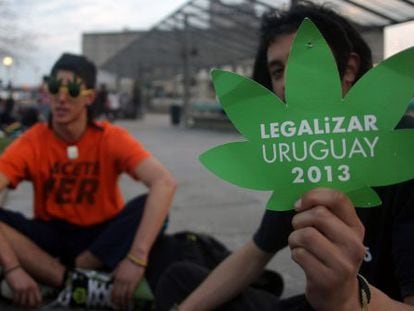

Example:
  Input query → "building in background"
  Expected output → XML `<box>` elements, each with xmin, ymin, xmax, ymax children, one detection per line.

<box><xmin>82</xmin><ymin>0</ymin><xmax>414</xmax><ymax>125</ymax></box>
<box><xmin>82</xmin><ymin>30</ymin><xmax>143</xmax><ymax>91</ymax></box>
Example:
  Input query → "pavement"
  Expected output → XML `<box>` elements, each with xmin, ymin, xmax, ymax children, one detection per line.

<box><xmin>1</xmin><ymin>113</ymin><xmax>305</xmax><ymax>310</ymax></box>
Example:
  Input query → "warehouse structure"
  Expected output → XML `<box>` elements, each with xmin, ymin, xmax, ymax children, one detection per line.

<box><xmin>83</xmin><ymin>0</ymin><xmax>414</xmax><ymax>124</ymax></box>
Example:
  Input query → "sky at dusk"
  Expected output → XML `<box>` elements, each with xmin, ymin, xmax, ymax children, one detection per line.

<box><xmin>0</xmin><ymin>0</ymin><xmax>188</xmax><ymax>86</ymax></box>
<box><xmin>1</xmin><ymin>0</ymin><xmax>413</xmax><ymax>87</ymax></box>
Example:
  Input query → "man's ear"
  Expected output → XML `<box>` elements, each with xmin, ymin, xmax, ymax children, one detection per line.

<box><xmin>342</xmin><ymin>52</ymin><xmax>361</xmax><ymax>94</ymax></box>
<box><xmin>85</xmin><ymin>90</ymin><xmax>96</xmax><ymax>106</ymax></box>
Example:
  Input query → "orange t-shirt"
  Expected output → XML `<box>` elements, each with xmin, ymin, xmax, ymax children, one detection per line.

<box><xmin>0</xmin><ymin>121</ymin><xmax>151</xmax><ymax>226</ymax></box>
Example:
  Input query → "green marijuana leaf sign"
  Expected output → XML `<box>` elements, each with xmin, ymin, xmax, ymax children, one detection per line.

<box><xmin>199</xmin><ymin>19</ymin><xmax>414</xmax><ymax>211</ymax></box>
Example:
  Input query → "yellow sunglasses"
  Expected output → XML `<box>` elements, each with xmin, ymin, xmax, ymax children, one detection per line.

<box><xmin>48</xmin><ymin>77</ymin><xmax>93</xmax><ymax>98</ymax></box>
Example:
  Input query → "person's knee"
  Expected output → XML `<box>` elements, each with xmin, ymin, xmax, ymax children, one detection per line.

<box><xmin>0</xmin><ymin>220</ymin><xmax>7</xmax><ymax>233</ymax></box>
<box><xmin>0</xmin><ymin>221</ymin><xmax>18</xmax><ymax>238</ymax></box>
<box><xmin>75</xmin><ymin>250</ymin><xmax>104</xmax><ymax>269</ymax></box>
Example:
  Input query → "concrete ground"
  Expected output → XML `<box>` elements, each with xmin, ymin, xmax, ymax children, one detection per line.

<box><xmin>1</xmin><ymin>113</ymin><xmax>305</xmax><ymax>310</ymax></box>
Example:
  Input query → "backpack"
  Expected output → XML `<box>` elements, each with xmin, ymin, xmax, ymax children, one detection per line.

<box><xmin>171</xmin><ymin>231</ymin><xmax>231</xmax><ymax>269</ymax></box>
<box><xmin>147</xmin><ymin>231</ymin><xmax>283</xmax><ymax>297</ymax></box>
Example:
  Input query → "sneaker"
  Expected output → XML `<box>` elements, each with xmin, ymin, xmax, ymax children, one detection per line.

<box><xmin>48</xmin><ymin>269</ymin><xmax>155</xmax><ymax>310</ymax></box>
<box><xmin>50</xmin><ymin>269</ymin><xmax>114</xmax><ymax>309</ymax></box>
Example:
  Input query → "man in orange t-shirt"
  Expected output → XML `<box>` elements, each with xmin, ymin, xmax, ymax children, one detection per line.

<box><xmin>0</xmin><ymin>53</ymin><xmax>176</xmax><ymax>309</ymax></box>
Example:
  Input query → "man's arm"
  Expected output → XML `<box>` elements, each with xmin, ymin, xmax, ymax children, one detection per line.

<box><xmin>405</xmin><ymin>296</ymin><xmax>414</xmax><ymax>306</ymax></box>
<box><xmin>179</xmin><ymin>240</ymin><xmax>273</xmax><ymax>311</ymax></box>
<box><xmin>369</xmin><ymin>288</ymin><xmax>414</xmax><ymax>310</ymax></box>
<box><xmin>0</xmin><ymin>228</ymin><xmax>42</xmax><ymax>308</ymax></box>
<box><xmin>289</xmin><ymin>188</ymin><xmax>414</xmax><ymax>311</ymax></box>
<box><xmin>0</xmin><ymin>172</ymin><xmax>42</xmax><ymax>308</ymax></box>
<box><xmin>0</xmin><ymin>171</ymin><xmax>9</xmax><ymax>193</ymax></box>
<box><xmin>128</xmin><ymin>156</ymin><xmax>177</xmax><ymax>261</ymax></box>
<box><xmin>111</xmin><ymin>156</ymin><xmax>176</xmax><ymax>308</ymax></box>
<box><xmin>0</xmin><ymin>172</ymin><xmax>19</xmax><ymax>268</ymax></box>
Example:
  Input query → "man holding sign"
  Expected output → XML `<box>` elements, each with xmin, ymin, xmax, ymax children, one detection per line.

<box><xmin>156</xmin><ymin>2</ymin><xmax>414</xmax><ymax>311</ymax></box>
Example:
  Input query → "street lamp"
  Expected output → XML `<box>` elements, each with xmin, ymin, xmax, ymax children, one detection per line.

<box><xmin>2</xmin><ymin>56</ymin><xmax>13</xmax><ymax>67</ymax></box>
<box><xmin>2</xmin><ymin>56</ymin><xmax>13</xmax><ymax>89</ymax></box>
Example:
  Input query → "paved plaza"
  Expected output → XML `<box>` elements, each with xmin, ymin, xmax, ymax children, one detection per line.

<box><xmin>1</xmin><ymin>113</ymin><xmax>305</xmax><ymax>310</ymax></box>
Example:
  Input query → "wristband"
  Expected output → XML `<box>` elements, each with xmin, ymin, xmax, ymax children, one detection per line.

<box><xmin>357</xmin><ymin>274</ymin><xmax>371</xmax><ymax>311</ymax></box>
<box><xmin>4</xmin><ymin>264</ymin><xmax>21</xmax><ymax>276</ymax></box>
<box><xmin>127</xmin><ymin>253</ymin><xmax>148</xmax><ymax>268</ymax></box>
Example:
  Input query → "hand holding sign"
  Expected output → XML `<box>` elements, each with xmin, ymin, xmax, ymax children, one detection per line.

<box><xmin>199</xmin><ymin>19</ymin><xmax>414</xmax><ymax>211</ymax></box>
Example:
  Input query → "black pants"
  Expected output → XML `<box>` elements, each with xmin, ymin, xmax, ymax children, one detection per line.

<box><xmin>155</xmin><ymin>262</ymin><xmax>313</xmax><ymax>311</ymax></box>
<box><xmin>0</xmin><ymin>194</ymin><xmax>151</xmax><ymax>270</ymax></box>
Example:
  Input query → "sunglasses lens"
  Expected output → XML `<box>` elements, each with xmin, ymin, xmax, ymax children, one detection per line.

<box><xmin>68</xmin><ymin>82</ymin><xmax>81</xmax><ymax>97</ymax></box>
<box><xmin>48</xmin><ymin>79</ymin><xmax>60</xmax><ymax>94</ymax></box>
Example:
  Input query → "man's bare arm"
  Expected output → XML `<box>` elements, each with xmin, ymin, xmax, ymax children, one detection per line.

<box><xmin>128</xmin><ymin>156</ymin><xmax>177</xmax><ymax>260</ymax></box>
<box><xmin>111</xmin><ymin>156</ymin><xmax>176</xmax><ymax>308</ymax></box>
<box><xmin>0</xmin><ymin>172</ymin><xmax>9</xmax><ymax>192</ymax></box>
<box><xmin>0</xmin><ymin>172</ymin><xmax>42</xmax><ymax>308</ymax></box>
<box><xmin>0</xmin><ymin>171</ymin><xmax>13</xmax><ymax>267</ymax></box>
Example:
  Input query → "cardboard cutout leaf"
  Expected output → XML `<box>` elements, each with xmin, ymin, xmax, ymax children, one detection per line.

<box><xmin>211</xmin><ymin>70</ymin><xmax>286</xmax><ymax>142</ymax></box>
<box><xmin>347</xmin><ymin>187</ymin><xmax>381</xmax><ymax>208</ymax></box>
<box><xmin>200</xmin><ymin>19</ymin><xmax>414</xmax><ymax>211</ymax></box>
<box><xmin>345</xmin><ymin>47</ymin><xmax>414</xmax><ymax>129</ymax></box>
<box><xmin>200</xmin><ymin>142</ymin><xmax>275</xmax><ymax>190</ymax></box>
<box><xmin>286</xmin><ymin>18</ymin><xmax>342</xmax><ymax>111</ymax></box>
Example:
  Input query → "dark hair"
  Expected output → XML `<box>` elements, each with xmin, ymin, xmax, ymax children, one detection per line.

<box><xmin>252</xmin><ymin>1</ymin><xmax>373</xmax><ymax>91</ymax></box>
<box><xmin>49</xmin><ymin>53</ymin><xmax>98</xmax><ymax>126</ymax></box>
<box><xmin>51</xmin><ymin>53</ymin><xmax>96</xmax><ymax>88</ymax></box>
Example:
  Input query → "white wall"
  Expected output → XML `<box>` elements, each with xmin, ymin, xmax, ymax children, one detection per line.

<box><xmin>384</xmin><ymin>21</ymin><xmax>414</xmax><ymax>58</ymax></box>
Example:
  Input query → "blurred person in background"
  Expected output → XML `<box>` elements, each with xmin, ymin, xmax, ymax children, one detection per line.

<box><xmin>94</xmin><ymin>83</ymin><xmax>109</xmax><ymax>119</ymax></box>
<box><xmin>37</xmin><ymin>75</ymin><xmax>51</xmax><ymax>121</ymax></box>
<box><xmin>107</xmin><ymin>91</ymin><xmax>121</xmax><ymax>122</ymax></box>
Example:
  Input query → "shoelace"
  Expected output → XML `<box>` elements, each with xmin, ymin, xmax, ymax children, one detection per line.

<box><xmin>44</xmin><ymin>270</ymin><xmax>116</xmax><ymax>309</ymax></box>
<box><xmin>56</xmin><ymin>286</ymin><xmax>72</xmax><ymax>306</ymax></box>
<box><xmin>87</xmin><ymin>276</ymin><xmax>114</xmax><ymax>308</ymax></box>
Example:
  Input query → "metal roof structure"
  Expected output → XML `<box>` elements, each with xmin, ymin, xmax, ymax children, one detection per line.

<box><xmin>100</xmin><ymin>0</ymin><xmax>414</xmax><ymax>124</ymax></box>
<box><xmin>102</xmin><ymin>0</ymin><xmax>414</xmax><ymax>80</ymax></box>
<box><xmin>102</xmin><ymin>0</ymin><xmax>273</xmax><ymax>80</ymax></box>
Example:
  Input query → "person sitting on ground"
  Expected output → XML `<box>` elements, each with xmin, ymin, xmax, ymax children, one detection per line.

<box><xmin>154</xmin><ymin>2</ymin><xmax>414</xmax><ymax>310</ymax></box>
<box><xmin>0</xmin><ymin>53</ymin><xmax>176</xmax><ymax>310</ymax></box>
